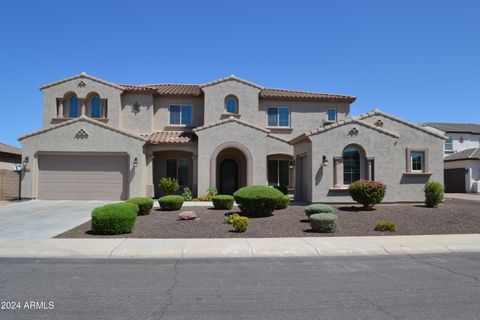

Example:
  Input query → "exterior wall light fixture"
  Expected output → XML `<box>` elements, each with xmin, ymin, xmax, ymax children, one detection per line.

<box><xmin>133</xmin><ymin>157</ymin><xmax>138</xmax><ymax>168</ymax></box>
<box><xmin>322</xmin><ymin>155</ymin><xmax>329</xmax><ymax>167</ymax></box>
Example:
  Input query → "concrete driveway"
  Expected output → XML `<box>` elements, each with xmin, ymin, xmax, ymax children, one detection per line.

<box><xmin>0</xmin><ymin>200</ymin><xmax>109</xmax><ymax>239</ymax></box>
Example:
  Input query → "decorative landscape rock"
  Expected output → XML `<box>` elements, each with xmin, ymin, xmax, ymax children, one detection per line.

<box><xmin>178</xmin><ymin>211</ymin><xmax>197</xmax><ymax>220</ymax></box>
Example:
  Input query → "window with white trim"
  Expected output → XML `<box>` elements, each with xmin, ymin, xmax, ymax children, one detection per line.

<box><xmin>327</xmin><ymin>108</ymin><xmax>337</xmax><ymax>122</ymax></box>
<box><xmin>444</xmin><ymin>137</ymin><xmax>453</xmax><ymax>151</ymax></box>
<box><xmin>267</xmin><ymin>107</ymin><xmax>290</xmax><ymax>127</ymax></box>
<box><xmin>169</xmin><ymin>105</ymin><xmax>192</xmax><ymax>125</ymax></box>
<box><xmin>410</xmin><ymin>151</ymin><xmax>424</xmax><ymax>172</ymax></box>
<box><xmin>166</xmin><ymin>158</ymin><xmax>189</xmax><ymax>186</ymax></box>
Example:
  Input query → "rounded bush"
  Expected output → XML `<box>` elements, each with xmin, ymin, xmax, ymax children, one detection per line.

<box><xmin>92</xmin><ymin>202</ymin><xmax>139</xmax><ymax>235</ymax></box>
<box><xmin>305</xmin><ymin>204</ymin><xmax>334</xmax><ymax>217</ymax></box>
<box><xmin>424</xmin><ymin>181</ymin><xmax>444</xmax><ymax>208</ymax></box>
<box><xmin>125</xmin><ymin>197</ymin><xmax>154</xmax><ymax>215</ymax></box>
<box><xmin>232</xmin><ymin>216</ymin><xmax>248</xmax><ymax>232</ymax></box>
<box><xmin>374</xmin><ymin>220</ymin><xmax>397</xmax><ymax>232</ymax></box>
<box><xmin>212</xmin><ymin>195</ymin><xmax>235</xmax><ymax>210</ymax></box>
<box><xmin>233</xmin><ymin>185</ymin><xmax>285</xmax><ymax>216</ymax></box>
<box><xmin>276</xmin><ymin>195</ymin><xmax>290</xmax><ymax>210</ymax></box>
<box><xmin>309</xmin><ymin>213</ymin><xmax>338</xmax><ymax>233</ymax></box>
<box><xmin>158</xmin><ymin>195</ymin><xmax>184</xmax><ymax>211</ymax></box>
<box><xmin>348</xmin><ymin>180</ymin><xmax>386</xmax><ymax>209</ymax></box>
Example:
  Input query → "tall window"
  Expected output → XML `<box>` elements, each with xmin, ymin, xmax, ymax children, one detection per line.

<box><xmin>343</xmin><ymin>146</ymin><xmax>360</xmax><ymax>184</ymax></box>
<box><xmin>225</xmin><ymin>95</ymin><xmax>238</xmax><ymax>113</ymax></box>
<box><xmin>91</xmin><ymin>96</ymin><xmax>101</xmax><ymax>118</ymax></box>
<box><xmin>411</xmin><ymin>152</ymin><xmax>424</xmax><ymax>172</ymax></box>
<box><xmin>267</xmin><ymin>107</ymin><xmax>289</xmax><ymax>127</ymax></box>
<box><xmin>268</xmin><ymin>160</ymin><xmax>289</xmax><ymax>186</ymax></box>
<box><xmin>444</xmin><ymin>137</ymin><xmax>453</xmax><ymax>151</ymax></box>
<box><xmin>68</xmin><ymin>96</ymin><xmax>79</xmax><ymax>118</ymax></box>
<box><xmin>166</xmin><ymin>159</ymin><xmax>189</xmax><ymax>186</ymax></box>
<box><xmin>327</xmin><ymin>108</ymin><xmax>337</xmax><ymax>122</ymax></box>
<box><xmin>170</xmin><ymin>105</ymin><xmax>192</xmax><ymax>125</ymax></box>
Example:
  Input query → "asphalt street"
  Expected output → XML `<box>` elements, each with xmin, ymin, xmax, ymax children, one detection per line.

<box><xmin>0</xmin><ymin>253</ymin><xmax>480</xmax><ymax>319</ymax></box>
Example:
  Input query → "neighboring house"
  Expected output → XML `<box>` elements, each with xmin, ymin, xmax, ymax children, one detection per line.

<box><xmin>0</xmin><ymin>142</ymin><xmax>21</xmax><ymax>200</ymax></box>
<box><xmin>422</xmin><ymin>122</ymin><xmax>480</xmax><ymax>193</ymax></box>
<box><xmin>18</xmin><ymin>73</ymin><xmax>445</xmax><ymax>202</ymax></box>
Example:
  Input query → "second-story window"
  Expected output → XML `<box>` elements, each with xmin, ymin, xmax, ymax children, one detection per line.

<box><xmin>267</xmin><ymin>107</ymin><xmax>290</xmax><ymax>127</ymax></box>
<box><xmin>225</xmin><ymin>95</ymin><xmax>238</xmax><ymax>113</ymax></box>
<box><xmin>445</xmin><ymin>137</ymin><xmax>453</xmax><ymax>151</ymax></box>
<box><xmin>90</xmin><ymin>96</ymin><xmax>101</xmax><ymax>118</ymax></box>
<box><xmin>327</xmin><ymin>108</ymin><xmax>337</xmax><ymax>122</ymax></box>
<box><xmin>170</xmin><ymin>105</ymin><xmax>192</xmax><ymax>126</ymax></box>
<box><xmin>68</xmin><ymin>95</ymin><xmax>79</xmax><ymax>118</ymax></box>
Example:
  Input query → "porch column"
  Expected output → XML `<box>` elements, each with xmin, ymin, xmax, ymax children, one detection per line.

<box><xmin>192</xmin><ymin>155</ymin><xmax>198</xmax><ymax>197</ymax></box>
<box><xmin>57</xmin><ymin>98</ymin><xmax>64</xmax><ymax>118</ymax></box>
<box><xmin>367</xmin><ymin>157</ymin><xmax>374</xmax><ymax>181</ymax></box>
<box><xmin>333</xmin><ymin>157</ymin><xmax>342</xmax><ymax>187</ymax></box>
<box><xmin>79</xmin><ymin>98</ymin><xmax>86</xmax><ymax>116</ymax></box>
<box><xmin>145</xmin><ymin>154</ymin><xmax>154</xmax><ymax>197</ymax></box>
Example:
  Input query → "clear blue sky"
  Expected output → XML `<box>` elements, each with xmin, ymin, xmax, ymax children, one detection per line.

<box><xmin>1</xmin><ymin>0</ymin><xmax>479</xmax><ymax>147</ymax></box>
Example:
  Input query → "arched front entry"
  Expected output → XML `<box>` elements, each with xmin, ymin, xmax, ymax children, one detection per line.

<box><xmin>219</xmin><ymin>159</ymin><xmax>239</xmax><ymax>194</ymax></box>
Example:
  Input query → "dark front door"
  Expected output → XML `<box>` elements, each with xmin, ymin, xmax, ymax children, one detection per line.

<box><xmin>444</xmin><ymin>168</ymin><xmax>466</xmax><ymax>193</ymax></box>
<box><xmin>219</xmin><ymin>159</ymin><xmax>238</xmax><ymax>195</ymax></box>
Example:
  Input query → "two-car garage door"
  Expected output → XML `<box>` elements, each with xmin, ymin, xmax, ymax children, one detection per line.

<box><xmin>38</xmin><ymin>154</ymin><xmax>128</xmax><ymax>200</ymax></box>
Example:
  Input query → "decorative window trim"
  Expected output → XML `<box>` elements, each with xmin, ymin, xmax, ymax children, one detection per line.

<box><xmin>225</xmin><ymin>95</ymin><xmax>239</xmax><ymax>114</ymax></box>
<box><xmin>405</xmin><ymin>148</ymin><xmax>428</xmax><ymax>173</ymax></box>
<box><xmin>326</xmin><ymin>108</ymin><xmax>337</xmax><ymax>122</ymax></box>
<box><xmin>168</xmin><ymin>104</ymin><xmax>193</xmax><ymax>126</ymax></box>
<box><xmin>266</xmin><ymin>106</ymin><xmax>290</xmax><ymax>128</ymax></box>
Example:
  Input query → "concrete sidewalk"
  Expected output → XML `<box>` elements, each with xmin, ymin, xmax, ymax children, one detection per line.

<box><xmin>0</xmin><ymin>234</ymin><xmax>479</xmax><ymax>259</ymax></box>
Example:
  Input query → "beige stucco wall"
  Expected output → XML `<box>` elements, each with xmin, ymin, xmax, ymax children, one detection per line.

<box><xmin>41</xmin><ymin>77</ymin><xmax>123</xmax><ymax>128</ymax></box>
<box><xmin>153</xmin><ymin>96</ymin><xmax>204</xmax><ymax>131</ymax></box>
<box><xmin>19</xmin><ymin>119</ymin><xmax>147</xmax><ymax>199</ymax></box>
<box><xmin>120</xmin><ymin>93</ymin><xmax>154</xmax><ymax>135</ymax></box>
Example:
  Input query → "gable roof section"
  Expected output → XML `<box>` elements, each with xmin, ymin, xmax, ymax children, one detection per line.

<box><xmin>289</xmin><ymin>117</ymin><xmax>400</xmax><ymax>145</ymax></box>
<box><xmin>39</xmin><ymin>73</ymin><xmax>124</xmax><ymax>91</ymax></box>
<box><xmin>143</xmin><ymin>131</ymin><xmax>197</xmax><ymax>144</ymax></box>
<box><xmin>18</xmin><ymin>116</ymin><xmax>147</xmax><ymax>142</ymax></box>
<box><xmin>193</xmin><ymin>116</ymin><xmax>289</xmax><ymax>143</ymax></box>
<box><xmin>200</xmin><ymin>75</ymin><xmax>264</xmax><ymax>90</ymax></box>
<box><xmin>0</xmin><ymin>142</ymin><xmax>21</xmax><ymax>155</ymax></box>
<box><xmin>422</xmin><ymin>122</ymin><xmax>480</xmax><ymax>134</ymax></box>
<box><xmin>444</xmin><ymin>148</ymin><xmax>480</xmax><ymax>161</ymax></box>
<box><xmin>121</xmin><ymin>83</ymin><xmax>203</xmax><ymax>96</ymax></box>
<box><xmin>357</xmin><ymin>109</ymin><xmax>447</xmax><ymax>140</ymax></box>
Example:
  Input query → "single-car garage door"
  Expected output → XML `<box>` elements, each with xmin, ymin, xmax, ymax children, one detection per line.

<box><xmin>444</xmin><ymin>168</ymin><xmax>466</xmax><ymax>193</ymax></box>
<box><xmin>38</xmin><ymin>154</ymin><xmax>128</xmax><ymax>200</ymax></box>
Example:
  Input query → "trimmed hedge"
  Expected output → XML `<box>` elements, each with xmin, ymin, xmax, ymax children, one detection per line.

<box><xmin>158</xmin><ymin>195</ymin><xmax>184</xmax><ymax>211</ymax></box>
<box><xmin>91</xmin><ymin>202</ymin><xmax>139</xmax><ymax>235</ymax></box>
<box><xmin>304</xmin><ymin>204</ymin><xmax>334</xmax><ymax>217</ymax></box>
<box><xmin>309</xmin><ymin>213</ymin><xmax>338</xmax><ymax>233</ymax></box>
<box><xmin>212</xmin><ymin>195</ymin><xmax>235</xmax><ymax>210</ymax></box>
<box><xmin>424</xmin><ymin>181</ymin><xmax>444</xmax><ymax>208</ymax></box>
<box><xmin>276</xmin><ymin>195</ymin><xmax>290</xmax><ymax>210</ymax></box>
<box><xmin>125</xmin><ymin>197</ymin><xmax>154</xmax><ymax>215</ymax></box>
<box><xmin>232</xmin><ymin>216</ymin><xmax>248</xmax><ymax>232</ymax></box>
<box><xmin>233</xmin><ymin>185</ymin><xmax>285</xmax><ymax>216</ymax></box>
<box><xmin>374</xmin><ymin>220</ymin><xmax>397</xmax><ymax>232</ymax></box>
<box><xmin>348</xmin><ymin>180</ymin><xmax>386</xmax><ymax>209</ymax></box>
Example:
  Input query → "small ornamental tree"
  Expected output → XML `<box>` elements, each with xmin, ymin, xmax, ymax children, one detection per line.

<box><xmin>348</xmin><ymin>180</ymin><xmax>386</xmax><ymax>209</ymax></box>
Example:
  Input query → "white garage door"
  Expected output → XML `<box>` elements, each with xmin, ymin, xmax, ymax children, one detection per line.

<box><xmin>38</xmin><ymin>154</ymin><xmax>128</xmax><ymax>200</ymax></box>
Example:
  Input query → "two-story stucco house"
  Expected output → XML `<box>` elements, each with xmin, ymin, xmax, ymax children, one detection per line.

<box><xmin>18</xmin><ymin>73</ymin><xmax>445</xmax><ymax>202</ymax></box>
<box><xmin>422</xmin><ymin>122</ymin><xmax>480</xmax><ymax>193</ymax></box>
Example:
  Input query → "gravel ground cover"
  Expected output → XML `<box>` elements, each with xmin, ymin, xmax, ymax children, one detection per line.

<box><xmin>57</xmin><ymin>198</ymin><xmax>480</xmax><ymax>238</ymax></box>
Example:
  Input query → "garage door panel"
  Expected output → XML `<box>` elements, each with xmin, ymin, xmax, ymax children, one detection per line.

<box><xmin>444</xmin><ymin>168</ymin><xmax>466</xmax><ymax>193</ymax></box>
<box><xmin>38</xmin><ymin>155</ymin><xmax>128</xmax><ymax>200</ymax></box>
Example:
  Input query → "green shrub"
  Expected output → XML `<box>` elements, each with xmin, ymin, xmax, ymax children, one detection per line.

<box><xmin>233</xmin><ymin>185</ymin><xmax>285</xmax><ymax>216</ymax></box>
<box><xmin>212</xmin><ymin>195</ymin><xmax>235</xmax><ymax>210</ymax></box>
<box><xmin>232</xmin><ymin>216</ymin><xmax>248</xmax><ymax>232</ymax></box>
<box><xmin>424</xmin><ymin>181</ymin><xmax>444</xmax><ymax>208</ymax></box>
<box><xmin>304</xmin><ymin>204</ymin><xmax>334</xmax><ymax>217</ymax></box>
<box><xmin>207</xmin><ymin>186</ymin><xmax>218</xmax><ymax>196</ymax></box>
<box><xmin>224</xmin><ymin>213</ymin><xmax>240</xmax><ymax>224</ymax></box>
<box><xmin>125</xmin><ymin>197</ymin><xmax>154</xmax><ymax>216</ymax></box>
<box><xmin>273</xmin><ymin>185</ymin><xmax>288</xmax><ymax>195</ymax></box>
<box><xmin>276</xmin><ymin>195</ymin><xmax>290</xmax><ymax>210</ymax></box>
<box><xmin>374</xmin><ymin>220</ymin><xmax>397</xmax><ymax>232</ymax></box>
<box><xmin>182</xmin><ymin>187</ymin><xmax>193</xmax><ymax>201</ymax></box>
<box><xmin>158</xmin><ymin>195</ymin><xmax>184</xmax><ymax>211</ymax></box>
<box><xmin>309</xmin><ymin>213</ymin><xmax>338</xmax><ymax>233</ymax></box>
<box><xmin>348</xmin><ymin>180</ymin><xmax>386</xmax><ymax>209</ymax></box>
<box><xmin>159</xmin><ymin>177</ymin><xmax>179</xmax><ymax>195</ymax></box>
<box><xmin>197</xmin><ymin>193</ymin><xmax>213</xmax><ymax>201</ymax></box>
<box><xmin>91</xmin><ymin>202</ymin><xmax>139</xmax><ymax>235</ymax></box>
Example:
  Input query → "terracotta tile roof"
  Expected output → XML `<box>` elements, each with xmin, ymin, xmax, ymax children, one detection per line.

<box><xmin>121</xmin><ymin>84</ymin><xmax>203</xmax><ymax>96</ymax></box>
<box><xmin>40</xmin><ymin>73</ymin><xmax>124</xmax><ymax>91</ymax></box>
<box><xmin>0</xmin><ymin>142</ymin><xmax>21</xmax><ymax>155</ymax></box>
<box><xmin>444</xmin><ymin>148</ymin><xmax>480</xmax><ymax>161</ymax></box>
<box><xmin>260</xmin><ymin>88</ymin><xmax>356</xmax><ymax>103</ymax></box>
<box><xmin>422</xmin><ymin>122</ymin><xmax>480</xmax><ymax>134</ymax></box>
<box><xmin>144</xmin><ymin>131</ymin><xmax>197</xmax><ymax>144</ymax></box>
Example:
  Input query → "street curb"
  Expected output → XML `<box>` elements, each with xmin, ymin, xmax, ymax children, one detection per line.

<box><xmin>0</xmin><ymin>234</ymin><xmax>479</xmax><ymax>259</ymax></box>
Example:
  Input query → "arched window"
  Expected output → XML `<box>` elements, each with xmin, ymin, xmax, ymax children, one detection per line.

<box><xmin>225</xmin><ymin>95</ymin><xmax>238</xmax><ymax>113</ymax></box>
<box><xmin>90</xmin><ymin>96</ymin><xmax>101</xmax><ymax>118</ymax></box>
<box><xmin>68</xmin><ymin>95</ymin><xmax>79</xmax><ymax>118</ymax></box>
<box><xmin>343</xmin><ymin>146</ymin><xmax>360</xmax><ymax>184</ymax></box>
